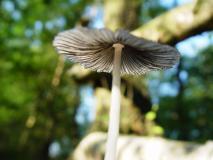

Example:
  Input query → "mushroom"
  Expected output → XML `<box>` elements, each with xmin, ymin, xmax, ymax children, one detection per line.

<box><xmin>53</xmin><ymin>27</ymin><xmax>180</xmax><ymax>160</ymax></box>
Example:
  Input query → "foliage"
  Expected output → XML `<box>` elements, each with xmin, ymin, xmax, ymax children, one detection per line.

<box><xmin>158</xmin><ymin>45</ymin><xmax>213</xmax><ymax>141</ymax></box>
<box><xmin>0</xmin><ymin>0</ymin><xmax>91</xmax><ymax>159</ymax></box>
<box><xmin>0</xmin><ymin>0</ymin><xmax>212</xmax><ymax>160</ymax></box>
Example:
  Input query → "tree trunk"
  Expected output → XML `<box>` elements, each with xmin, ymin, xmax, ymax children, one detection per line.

<box><xmin>104</xmin><ymin>0</ymin><xmax>141</xmax><ymax>30</ymax></box>
<box><xmin>71</xmin><ymin>132</ymin><xmax>213</xmax><ymax>160</ymax></box>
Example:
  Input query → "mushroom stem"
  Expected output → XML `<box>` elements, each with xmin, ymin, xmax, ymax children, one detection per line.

<box><xmin>105</xmin><ymin>43</ymin><xmax>124</xmax><ymax>160</ymax></box>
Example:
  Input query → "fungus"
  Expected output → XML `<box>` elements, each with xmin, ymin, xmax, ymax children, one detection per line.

<box><xmin>53</xmin><ymin>27</ymin><xmax>180</xmax><ymax>160</ymax></box>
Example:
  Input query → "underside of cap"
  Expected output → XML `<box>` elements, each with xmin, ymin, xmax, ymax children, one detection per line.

<box><xmin>53</xmin><ymin>27</ymin><xmax>180</xmax><ymax>75</ymax></box>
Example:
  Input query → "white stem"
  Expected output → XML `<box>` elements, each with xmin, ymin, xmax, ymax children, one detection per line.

<box><xmin>104</xmin><ymin>43</ymin><xmax>124</xmax><ymax>160</ymax></box>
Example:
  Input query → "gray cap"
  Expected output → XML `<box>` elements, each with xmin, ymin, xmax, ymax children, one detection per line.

<box><xmin>53</xmin><ymin>27</ymin><xmax>180</xmax><ymax>75</ymax></box>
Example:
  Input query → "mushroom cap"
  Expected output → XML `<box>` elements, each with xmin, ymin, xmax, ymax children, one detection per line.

<box><xmin>53</xmin><ymin>27</ymin><xmax>180</xmax><ymax>75</ymax></box>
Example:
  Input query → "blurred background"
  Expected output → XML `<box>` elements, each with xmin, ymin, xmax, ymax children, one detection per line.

<box><xmin>0</xmin><ymin>0</ymin><xmax>212</xmax><ymax>160</ymax></box>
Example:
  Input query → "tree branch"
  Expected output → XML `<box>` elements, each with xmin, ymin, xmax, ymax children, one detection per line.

<box><xmin>131</xmin><ymin>0</ymin><xmax>213</xmax><ymax>45</ymax></box>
